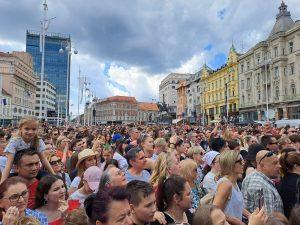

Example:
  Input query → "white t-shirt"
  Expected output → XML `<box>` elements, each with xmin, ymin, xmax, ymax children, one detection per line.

<box><xmin>4</xmin><ymin>137</ymin><xmax>45</xmax><ymax>154</ymax></box>
<box><xmin>113</xmin><ymin>152</ymin><xmax>128</xmax><ymax>171</ymax></box>
<box><xmin>70</xmin><ymin>176</ymin><xmax>81</xmax><ymax>189</ymax></box>
<box><xmin>203</xmin><ymin>171</ymin><xmax>218</xmax><ymax>193</ymax></box>
<box><xmin>69</xmin><ymin>190</ymin><xmax>89</xmax><ymax>207</ymax></box>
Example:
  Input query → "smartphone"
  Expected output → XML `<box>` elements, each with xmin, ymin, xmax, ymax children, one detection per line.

<box><xmin>259</xmin><ymin>190</ymin><xmax>265</xmax><ymax>209</ymax></box>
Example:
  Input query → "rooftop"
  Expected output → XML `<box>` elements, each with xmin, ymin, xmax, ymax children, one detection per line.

<box><xmin>138</xmin><ymin>102</ymin><xmax>159</xmax><ymax>111</ymax></box>
<box><xmin>106</xmin><ymin>96</ymin><xmax>137</xmax><ymax>103</ymax></box>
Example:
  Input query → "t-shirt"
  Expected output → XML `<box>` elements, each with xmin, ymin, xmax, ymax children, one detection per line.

<box><xmin>69</xmin><ymin>190</ymin><xmax>89</xmax><ymax>207</ymax></box>
<box><xmin>113</xmin><ymin>152</ymin><xmax>128</xmax><ymax>171</ymax></box>
<box><xmin>125</xmin><ymin>170</ymin><xmax>150</xmax><ymax>182</ymax></box>
<box><xmin>70</xmin><ymin>176</ymin><xmax>81</xmax><ymax>189</ymax></box>
<box><xmin>4</xmin><ymin>137</ymin><xmax>45</xmax><ymax>154</ymax></box>
<box><xmin>27</xmin><ymin>179</ymin><xmax>39</xmax><ymax>209</ymax></box>
<box><xmin>203</xmin><ymin>171</ymin><xmax>218</xmax><ymax>193</ymax></box>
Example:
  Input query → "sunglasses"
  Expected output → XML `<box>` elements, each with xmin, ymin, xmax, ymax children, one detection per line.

<box><xmin>259</xmin><ymin>151</ymin><xmax>275</xmax><ymax>164</ymax></box>
<box><xmin>235</xmin><ymin>158</ymin><xmax>243</xmax><ymax>164</ymax></box>
<box><xmin>50</xmin><ymin>159</ymin><xmax>62</xmax><ymax>165</ymax></box>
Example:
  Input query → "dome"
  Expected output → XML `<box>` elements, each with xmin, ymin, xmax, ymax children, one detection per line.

<box><xmin>269</xmin><ymin>2</ymin><xmax>294</xmax><ymax>38</ymax></box>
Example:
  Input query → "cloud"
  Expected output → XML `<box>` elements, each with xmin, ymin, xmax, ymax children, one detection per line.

<box><xmin>217</xmin><ymin>8</ymin><xmax>227</xmax><ymax>20</ymax></box>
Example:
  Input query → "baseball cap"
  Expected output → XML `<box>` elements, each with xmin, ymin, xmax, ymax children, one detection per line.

<box><xmin>112</xmin><ymin>133</ymin><xmax>122</xmax><ymax>143</ymax></box>
<box><xmin>83</xmin><ymin>166</ymin><xmax>102</xmax><ymax>192</ymax></box>
<box><xmin>203</xmin><ymin>151</ymin><xmax>220</xmax><ymax>166</ymax></box>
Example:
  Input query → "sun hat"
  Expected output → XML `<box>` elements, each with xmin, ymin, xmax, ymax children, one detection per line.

<box><xmin>76</xmin><ymin>148</ymin><xmax>97</xmax><ymax>167</ymax></box>
<box><xmin>203</xmin><ymin>151</ymin><xmax>220</xmax><ymax>166</ymax></box>
<box><xmin>83</xmin><ymin>166</ymin><xmax>102</xmax><ymax>192</ymax></box>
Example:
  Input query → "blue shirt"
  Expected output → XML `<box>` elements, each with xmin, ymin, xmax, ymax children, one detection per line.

<box><xmin>4</xmin><ymin>137</ymin><xmax>45</xmax><ymax>154</ymax></box>
<box><xmin>125</xmin><ymin>170</ymin><xmax>150</xmax><ymax>182</ymax></box>
<box><xmin>25</xmin><ymin>208</ymin><xmax>48</xmax><ymax>225</ymax></box>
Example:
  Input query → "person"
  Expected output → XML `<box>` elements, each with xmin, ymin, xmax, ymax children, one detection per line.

<box><xmin>289</xmin><ymin>205</ymin><xmax>300</xmax><ymax>225</ymax></box>
<box><xmin>125</xmin><ymin>147</ymin><xmax>150</xmax><ymax>182</ymax></box>
<box><xmin>13</xmin><ymin>149</ymin><xmax>41</xmax><ymax>209</ymax></box>
<box><xmin>209</xmin><ymin>137</ymin><xmax>227</xmax><ymax>153</ymax></box>
<box><xmin>187</xmin><ymin>146</ymin><xmax>205</xmax><ymax>182</ymax></box>
<box><xmin>278</xmin><ymin>151</ymin><xmax>300</xmax><ymax>217</ymax></box>
<box><xmin>48</xmin><ymin>153</ymin><xmax>72</xmax><ymax>189</ymax></box>
<box><xmin>84</xmin><ymin>187</ymin><xmax>132</xmax><ymax>225</ymax></box>
<box><xmin>51</xmin><ymin>129</ymin><xmax>60</xmax><ymax>147</ymax></box>
<box><xmin>278</xmin><ymin>137</ymin><xmax>293</xmax><ymax>153</ymax></box>
<box><xmin>213</xmin><ymin>151</ymin><xmax>246</xmax><ymax>225</ymax></box>
<box><xmin>64</xmin><ymin>208</ymin><xmax>88</xmax><ymax>225</ymax></box>
<box><xmin>139</xmin><ymin>134</ymin><xmax>155</xmax><ymax>160</ymax></box>
<box><xmin>152</xmin><ymin>138</ymin><xmax>167</xmax><ymax>160</ymax></box>
<box><xmin>113</xmin><ymin>138</ymin><xmax>129</xmax><ymax>171</ymax></box>
<box><xmin>69</xmin><ymin>166</ymin><xmax>102</xmax><ymax>207</ymax></box>
<box><xmin>126</xmin><ymin>180</ymin><xmax>157</xmax><ymax>225</ymax></box>
<box><xmin>289</xmin><ymin>134</ymin><xmax>300</xmax><ymax>151</ymax></box>
<box><xmin>100</xmin><ymin>145</ymin><xmax>114</xmax><ymax>171</ymax></box>
<box><xmin>243</xmin><ymin>144</ymin><xmax>265</xmax><ymax>177</ymax></box>
<box><xmin>0</xmin><ymin>176</ymin><xmax>48</xmax><ymax>225</ymax></box>
<box><xmin>69</xmin><ymin>149</ymin><xmax>98</xmax><ymax>195</ymax></box>
<box><xmin>99</xmin><ymin>166</ymin><xmax>128</xmax><ymax>188</ymax></box>
<box><xmin>242</xmin><ymin>150</ymin><xmax>283</xmax><ymax>213</ymax></box>
<box><xmin>260</xmin><ymin>135</ymin><xmax>279</xmax><ymax>152</ymax></box>
<box><xmin>202</xmin><ymin>151</ymin><xmax>221</xmax><ymax>193</ymax></box>
<box><xmin>152</xmin><ymin>175</ymin><xmax>193</xmax><ymax>225</ymax></box>
<box><xmin>129</xmin><ymin>128</ymin><xmax>140</xmax><ymax>146</ymax></box>
<box><xmin>150</xmin><ymin>152</ymin><xmax>180</xmax><ymax>189</ymax></box>
<box><xmin>179</xmin><ymin>158</ymin><xmax>204</xmax><ymax>210</ymax></box>
<box><xmin>13</xmin><ymin>216</ymin><xmax>41</xmax><ymax>225</ymax></box>
<box><xmin>1</xmin><ymin>117</ymin><xmax>55</xmax><ymax>183</ymax></box>
<box><xmin>35</xmin><ymin>175</ymin><xmax>71</xmax><ymax>225</ymax></box>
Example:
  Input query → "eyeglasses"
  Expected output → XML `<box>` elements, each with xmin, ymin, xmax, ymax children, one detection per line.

<box><xmin>50</xmin><ymin>159</ymin><xmax>62</xmax><ymax>165</ymax></box>
<box><xmin>235</xmin><ymin>158</ymin><xmax>243</xmax><ymax>164</ymax></box>
<box><xmin>4</xmin><ymin>190</ymin><xmax>29</xmax><ymax>203</ymax></box>
<box><xmin>259</xmin><ymin>151</ymin><xmax>275</xmax><ymax>164</ymax></box>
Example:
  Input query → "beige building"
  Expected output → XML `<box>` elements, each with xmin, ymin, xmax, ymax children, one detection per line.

<box><xmin>238</xmin><ymin>2</ymin><xmax>300</xmax><ymax>120</ymax></box>
<box><xmin>137</xmin><ymin>102</ymin><xmax>159</xmax><ymax>123</ymax></box>
<box><xmin>0</xmin><ymin>52</ymin><xmax>37</xmax><ymax>123</ymax></box>
<box><xmin>0</xmin><ymin>89</ymin><xmax>13</xmax><ymax>125</ymax></box>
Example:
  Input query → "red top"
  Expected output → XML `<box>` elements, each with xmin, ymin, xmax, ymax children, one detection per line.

<box><xmin>48</xmin><ymin>200</ymin><xmax>80</xmax><ymax>225</ymax></box>
<box><xmin>27</xmin><ymin>179</ymin><xmax>39</xmax><ymax>209</ymax></box>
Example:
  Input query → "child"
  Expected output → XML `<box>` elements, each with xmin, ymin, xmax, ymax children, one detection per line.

<box><xmin>0</xmin><ymin>117</ymin><xmax>54</xmax><ymax>183</ymax></box>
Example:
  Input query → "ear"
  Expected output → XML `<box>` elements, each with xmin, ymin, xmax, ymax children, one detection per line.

<box><xmin>129</xmin><ymin>203</ymin><xmax>135</xmax><ymax>214</ymax></box>
<box><xmin>96</xmin><ymin>220</ymin><xmax>104</xmax><ymax>225</ymax></box>
<box><xmin>173</xmin><ymin>193</ymin><xmax>181</xmax><ymax>204</ymax></box>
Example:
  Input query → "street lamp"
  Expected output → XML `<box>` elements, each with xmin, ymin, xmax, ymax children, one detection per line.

<box><xmin>264</xmin><ymin>56</ymin><xmax>272</xmax><ymax>122</ymax></box>
<box><xmin>59</xmin><ymin>41</ymin><xmax>78</xmax><ymax>122</ymax></box>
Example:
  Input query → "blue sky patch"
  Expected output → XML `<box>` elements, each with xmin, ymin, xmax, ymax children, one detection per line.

<box><xmin>204</xmin><ymin>43</ymin><xmax>213</xmax><ymax>51</ymax></box>
<box><xmin>217</xmin><ymin>8</ymin><xmax>226</xmax><ymax>20</ymax></box>
<box><xmin>209</xmin><ymin>52</ymin><xmax>227</xmax><ymax>69</ymax></box>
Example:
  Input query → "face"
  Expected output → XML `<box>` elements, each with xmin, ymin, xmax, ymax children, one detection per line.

<box><xmin>234</xmin><ymin>155</ymin><xmax>245</xmax><ymax>176</ymax></box>
<box><xmin>177</xmin><ymin>182</ymin><xmax>192</xmax><ymax>211</ymax></box>
<box><xmin>183</xmin><ymin>143</ymin><xmax>190</xmax><ymax>154</ymax></box>
<box><xmin>132</xmin><ymin>151</ymin><xmax>147</xmax><ymax>170</ymax></box>
<box><xmin>211</xmin><ymin>208</ymin><xmax>230</xmax><ymax>225</ymax></box>
<box><xmin>17</xmin><ymin>154</ymin><xmax>40</xmax><ymax>180</ymax></box>
<box><xmin>193</xmin><ymin>151</ymin><xmax>205</xmax><ymax>164</ymax></box>
<box><xmin>102</xmin><ymin>150</ymin><xmax>113</xmax><ymax>162</ymax></box>
<box><xmin>260</xmin><ymin>155</ymin><xmax>281</xmax><ymax>179</ymax></box>
<box><xmin>131</xmin><ymin>193</ymin><xmax>156</xmax><ymax>223</ymax></box>
<box><xmin>50</xmin><ymin>156</ymin><xmax>62</xmax><ymax>173</ymax></box>
<box><xmin>51</xmin><ymin>131</ymin><xmax>59</xmax><ymax>139</ymax></box>
<box><xmin>0</xmin><ymin>183</ymin><xmax>28</xmax><ymax>215</ymax></box>
<box><xmin>46</xmin><ymin>179</ymin><xmax>66</xmax><ymax>204</ymax></box>
<box><xmin>248</xmin><ymin>137</ymin><xmax>257</xmax><ymax>145</ymax></box>
<box><xmin>74</xmin><ymin>139</ymin><xmax>87</xmax><ymax>151</ymax></box>
<box><xmin>268</xmin><ymin>138</ymin><xmax>279</xmax><ymax>152</ymax></box>
<box><xmin>142</xmin><ymin>137</ymin><xmax>154</xmax><ymax>153</ymax></box>
<box><xmin>102</xmin><ymin>199</ymin><xmax>132</xmax><ymax>225</ymax></box>
<box><xmin>168</xmin><ymin>154</ymin><xmax>180</xmax><ymax>175</ymax></box>
<box><xmin>131</xmin><ymin>130</ymin><xmax>140</xmax><ymax>141</ymax></box>
<box><xmin>191</xmin><ymin>133</ymin><xmax>197</xmax><ymax>142</ymax></box>
<box><xmin>84</xmin><ymin>156</ymin><xmax>97</xmax><ymax>169</ymax></box>
<box><xmin>20</xmin><ymin>122</ymin><xmax>38</xmax><ymax>141</ymax></box>
<box><xmin>108</xmin><ymin>167</ymin><xmax>127</xmax><ymax>187</ymax></box>
<box><xmin>211</xmin><ymin>155</ymin><xmax>221</xmax><ymax>172</ymax></box>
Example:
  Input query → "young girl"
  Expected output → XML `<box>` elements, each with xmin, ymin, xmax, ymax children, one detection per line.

<box><xmin>0</xmin><ymin>117</ymin><xmax>55</xmax><ymax>183</ymax></box>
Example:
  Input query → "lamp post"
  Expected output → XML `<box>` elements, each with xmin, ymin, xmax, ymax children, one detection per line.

<box><xmin>59</xmin><ymin>42</ymin><xmax>78</xmax><ymax>122</ymax></box>
<box><xmin>264</xmin><ymin>57</ymin><xmax>272</xmax><ymax>122</ymax></box>
<box><xmin>201</xmin><ymin>83</ymin><xmax>206</xmax><ymax>126</ymax></box>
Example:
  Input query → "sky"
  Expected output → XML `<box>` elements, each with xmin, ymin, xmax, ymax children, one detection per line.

<box><xmin>0</xmin><ymin>0</ymin><xmax>300</xmax><ymax>118</ymax></box>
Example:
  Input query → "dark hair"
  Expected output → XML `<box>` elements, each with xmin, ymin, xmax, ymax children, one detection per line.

<box><xmin>137</xmin><ymin>133</ymin><xmax>150</xmax><ymax>146</ymax></box>
<box><xmin>103</xmin><ymin>159</ymin><xmax>119</xmax><ymax>171</ymax></box>
<box><xmin>34</xmin><ymin>175</ymin><xmax>67</xmax><ymax>209</ymax></box>
<box><xmin>156</xmin><ymin>175</ymin><xmax>187</xmax><ymax>211</ymax></box>
<box><xmin>289</xmin><ymin>134</ymin><xmax>300</xmax><ymax>143</ymax></box>
<box><xmin>126</xmin><ymin>147</ymin><xmax>143</xmax><ymax>167</ymax></box>
<box><xmin>209</xmin><ymin>137</ymin><xmax>226</xmax><ymax>152</ymax></box>
<box><xmin>290</xmin><ymin>205</ymin><xmax>300</xmax><ymax>225</ymax></box>
<box><xmin>13</xmin><ymin>148</ymin><xmax>39</xmax><ymax>166</ymax></box>
<box><xmin>193</xmin><ymin>205</ymin><xmax>219</xmax><ymax>225</ymax></box>
<box><xmin>0</xmin><ymin>176</ymin><xmax>27</xmax><ymax>200</ymax></box>
<box><xmin>279</xmin><ymin>151</ymin><xmax>300</xmax><ymax>175</ymax></box>
<box><xmin>260</xmin><ymin>135</ymin><xmax>273</xmax><ymax>148</ymax></box>
<box><xmin>228</xmin><ymin>140</ymin><xmax>240</xmax><ymax>150</ymax></box>
<box><xmin>84</xmin><ymin>187</ymin><xmax>129</xmax><ymax>225</ymax></box>
<box><xmin>126</xmin><ymin>180</ymin><xmax>154</xmax><ymax>206</ymax></box>
<box><xmin>0</xmin><ymin>129</ymin><xmax>5</xmax><ymax>138</ymax></box>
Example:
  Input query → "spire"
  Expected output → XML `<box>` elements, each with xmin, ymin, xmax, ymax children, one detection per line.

<box><xmin>277</xmin><ymin>1</ymin><xmax>290</xmax><ymax>19</ymax></box>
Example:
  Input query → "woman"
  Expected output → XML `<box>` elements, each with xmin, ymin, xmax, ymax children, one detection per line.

<box><xmin>202</xmin><ymin>151</ymin><xmax>221</xmax><ymax>193</ymax></box>
<box><xmin>213</xmin><ymin>151</ymin><xmax>247</xmax><ymax>225</ymax></box>
<box><xmin>48</xmin><ymin>153</ymin><xmax>72</xmax><ymax>189</ymax></box>
<box><xmin>179</xmin><ymin>159</ymin><xmax>205</xmax><ymax>210</ymax></box>
<box><xmin>278</xmin><ymin>151</ymin><xmax>300</xmax><ymax>218</ymax></box>
<box><xmin>69</xmin><ymin>149</ymin><xmax>98</xmax><ymax>195</ymax></box>
<box><xmin>100</xmin><ymin>146</ymin><xmax>113</xmax><ymax>171</ymax></box>
<box><xmin>113</xmin><ymin>138</ymin><xmax>129</xmax><ymax>171</ymax></box>
<box><xmin>152</xmin><ymin>175</ymin><xmax>193</xmax><ymax>225</ymax></box>
<box><xmin>35</xmin><ymin>175</ymin><xmax>72</xmax><ymax>225</ymax></box>
<box><xmin>187</xmin><ymin>146</ymin><xmax>205</xmax><ymax>182</ymax></box>
<box><xmin>84</xmin><ymin>187</ymin><xmax>132</xmax><ymax>225</ymax></box>
<box><xmin>0</xmin><ymin>176</ymin><xmax>48</xmax><ymax>225</ymax></box>
<box><xmin>243</xmin><ymin>144</ymin><xmax>264</xmax><ymax>177</ymax></box>
<box><xmin>150</xmin><ymin>152</ymin><xmax>180</xmax><ymax>189</ymax></box>
<box><xmin>69</xmin><ymin>166</ymin><xmax>102</xmax><ymax>207</ymax></box>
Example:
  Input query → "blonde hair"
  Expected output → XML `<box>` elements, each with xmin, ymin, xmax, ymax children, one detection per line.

<box><xmin>14</xmin><ymin>216</ymin><xmax>41</xmax><ymax>225</ymax></box>
<box><xmin>150</xmin><ymin>152</ymin><xmax>177</xmax><ymax>186</ymax></box>
<box><xmin>219</xmin><ymin>150</ymin><xmax>240</xmax><ymax>176</ymax></box>
<box><xmin>64</xmin><ymin>208</ymin><xmax>88</xmax><ymax>225</ymax></box>
<box><xmin>17</xmin><ymin>117</ymin><xmax>39</xmax><ymax>150</ymax></box>
<box><xmin>154</xmin><ymin>138</ymin><xmax>167</xmax><ymax>148</ymax></box>
<box><xmin>179</xmin><ymin>158</ymin><xmax>197</xmax><ymax>181</ymax></box>
<box><xmin>187</xmin><ymin>146</ymin><xmax>204</xmax><ymax>158</ymax></box>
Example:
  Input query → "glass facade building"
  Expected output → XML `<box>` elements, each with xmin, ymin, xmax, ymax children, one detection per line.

<box><xmin>26</xmin><ymin>30</ymin><xmax>71</xmax><ymax>118</ymax></box>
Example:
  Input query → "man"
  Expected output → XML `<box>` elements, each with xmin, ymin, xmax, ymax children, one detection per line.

<box><xmin>242</xmin><ymin>150</ymin><xmax>283</xmax><ymax>213</ymax></box>
<box><xmin>126</xmin><ymin>180</ymin><xmax>157</xmax><ymax>225</ymax></box>
<box><xmin>129</xmin><ymin>127</ymin><xmax>140</xmax><ymax>146</ymax></box>
<box><xmin>99</xmin><ymin>166</ymin><xmax>128</xmax><ymax>188</ymax></box>
<box><xmin>260</xmin><ymin>135</ymin><xmax>279</xmax><ymax>152</ymax></box>
<box><xmin>14</xmin><ymin>149</ymin><xmax>41</xmax><ymax>209</ymax></box>
<box><xmin>125</xmin><ymin>147</ymin><xmax>150</xmax><ymax>182</ymax></box>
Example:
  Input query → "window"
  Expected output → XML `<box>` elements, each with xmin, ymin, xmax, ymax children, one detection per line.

<box><xmin>246</xmin><ymin>78</ymin><xmax>251</xmax><ymax>89</ymax></box>
<box><xmin>274</xmin><ymin>46</ymin><xmax>278</xmax><ymax>57</ymax></box>
<box><xmin>241</xmin><ymin>64</ymin><xmax>244</xmax><ymax>73</ymax></box>
<box><xmin>256</xmin><ymin>73</ymin><xmax>260</xmax><ymax>84</ymax></box>
<box><xmin>290</xmin><ymin>63</ymin><xmax>294</xmax><ymax>75</ymax></box>
<box><xmin>282</xmin><ymin>48</ymin><xmax>285</xmax><ymax>56</ymax></box>
<box><xmin>274</xmin><ymin>67</ymin><xmax>279</xmax><ymax>79</ymax></box>
<box><xmin>247</xmin><ymin>61</ymin><xmax>250</xmax><ymax>70</ymax></box>
<box><xmin>275</xmin><ymin>86</ymin><xmax>280</xmax><ymax>100</ymax></box>
<box><xmin>242</xmin><ymin>95</ymin><xmax>245</xmax><ymax>104</ymax></box>
<box><xmin>241</xmin><ymin>80</ymin><xmax>244</xmax><ymax>89</ymax></box>
<box><xmin>172</xmin><ymin>86</ymin><xmax>175</xmax><ymax>89</ymax></box>
<box><xmin>257</xmin><ymin>91</ymin><xmax>261</xmax><ymax>101</ymax></box>
<box><xmin>289</xmin><ymin>41</ymin><xmax>293</xmax><ymax>53</ymax></box>
<box><xmin>256</xmin><ymin>53</ymin><xmax>261</xmax><ymax>64</ymax></box>
<box><xmin>291</xmin><ymin>84</ymin><xmax>296</xmax><ymax>95</ymax></box>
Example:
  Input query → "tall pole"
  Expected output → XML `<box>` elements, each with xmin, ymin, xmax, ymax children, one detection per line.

<box><xmin>202</xmin><ymin>84</ymin><xmax>205</xmax><ymax>126</ymax></box>
<box><xmin>265</xmin><ymin>60</ymin><xmax>269</xmax><ymax>122</ymax></box>
<box><xmin>77</xmin><ymin>66</ymin><xmax>81</xmax><ymax>125</ymax></box>
<box><xmin>226</xmin><ymin>82</ymin><xmax>229</xmax><ymax>121</ymax></box>
<box><xmin>57</xmin><ymin>95</ymin><xmax>60</xmax><ymax>126</ymax></box>
<box><xmin>39</xmin><ymin>0</ymin><xmax>48</xmax><ymax>120</ymax></box>
<box><xmin>66</xmin><ymin>49</ymin><xmax>70</xmax><ymax>122</ymax></box>
<box><xmin>0</xmin><ymin>74</ymin><xmax>2</xmax><ymax>126</ymax></box>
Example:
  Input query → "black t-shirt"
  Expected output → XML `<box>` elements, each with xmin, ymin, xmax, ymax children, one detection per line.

<box><xmin>150</xmin><ymin>211</ymin><xmax>193</xmax><ymax>225</ymax></box>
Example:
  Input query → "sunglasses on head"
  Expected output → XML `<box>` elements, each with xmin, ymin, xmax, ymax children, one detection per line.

<box><xmin>259</xmin><ymin>151</ymin><xmax>275</xmax><ymax>164</ymax></box>
<box><xmin>50</xmin><ymin>159</ymin><xmax>62</xmax><ymax>165</ymax></box>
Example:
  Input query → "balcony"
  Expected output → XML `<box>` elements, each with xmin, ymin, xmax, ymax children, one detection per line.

<box><xmin>283</xmin><ymin>94</ymin><xmax>300</xmax><ymax>101</ymax></box>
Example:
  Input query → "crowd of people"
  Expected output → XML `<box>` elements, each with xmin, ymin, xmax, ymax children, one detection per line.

<box><xmin>0</xmin><ymin>117</ymin><xmax>299</xmax><ymax>225</ymax></box>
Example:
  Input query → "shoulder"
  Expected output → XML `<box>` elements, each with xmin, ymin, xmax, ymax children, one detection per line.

<box><xmin>25</xmin><ymin>208</ymin><xmax>48</xmax><ymax>220</ymax></box>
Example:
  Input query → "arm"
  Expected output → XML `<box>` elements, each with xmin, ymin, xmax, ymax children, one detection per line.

<box><xmin>213</xmin><ymin>180</ymin><xmax>232</xmax><ymax>211</ymax></box>
<box><xmin>0</xmin><ymin>153</ymin><xmax>14</xmax><ymax>183</ymax></box>
<box><xmin>61</xmin><ymin>142</ymin><xmax>69</xmax><ymax>165</ymax></box>
<box><xmin>39</xmin><ymin>152</ymin><xmax>55</xmax><ymax>174</ymax></box>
